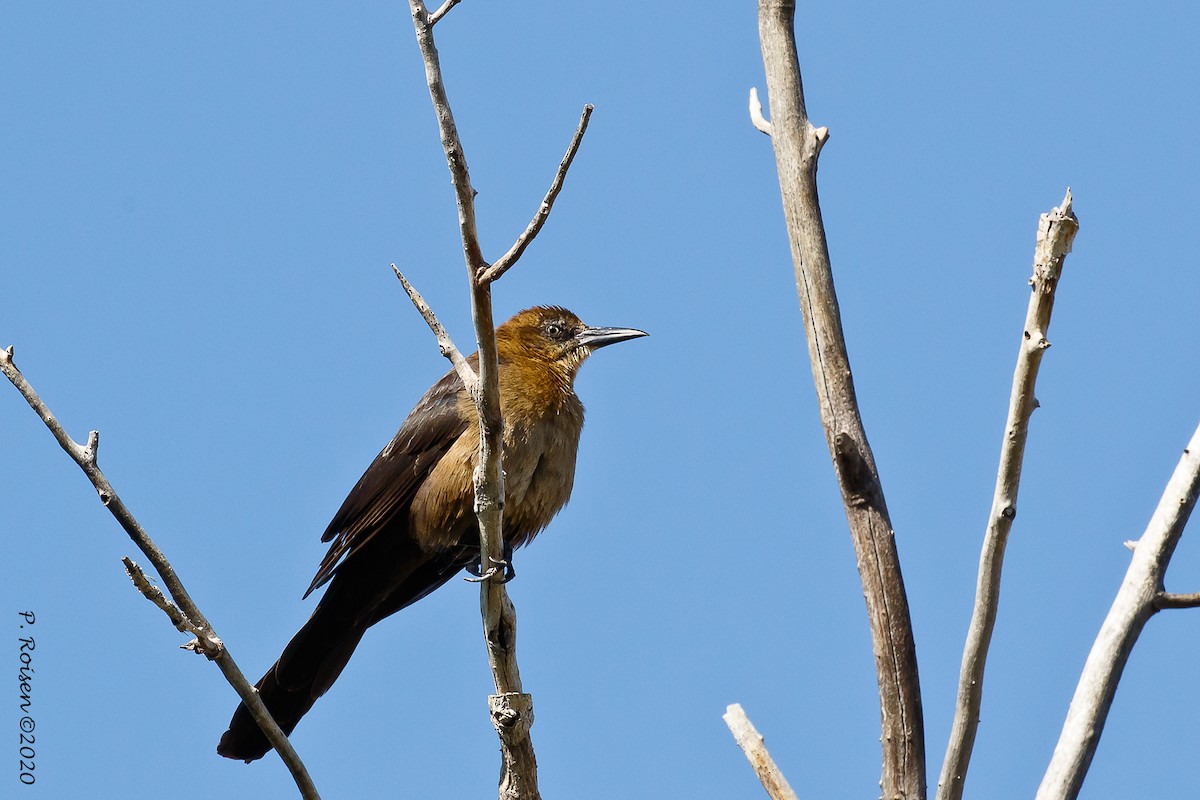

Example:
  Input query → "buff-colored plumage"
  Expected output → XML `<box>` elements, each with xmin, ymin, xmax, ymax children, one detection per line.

<box><xmin>218</xmin><ymin>306</ymin><xmax>645</xmax><ymax>761</ymax></box>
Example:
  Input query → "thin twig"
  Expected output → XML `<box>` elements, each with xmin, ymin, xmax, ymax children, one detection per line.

<box><xmin>0</xmin><ymin>346</ymin><xmax>321</xmax><ymax>800</ymax></box>
<box><xmin>408</xmin><ymin>1</ymin><xmax>487</xmax><ymax>280</ymax></box>
<box><xmin>406</xmin><ymin>2</ymin><xmax>541</xmax><ymax>797</ymax></box>
<box><xmin>756</xmin><ymin>3</ymin><xmax>926</xmax><ymax>796</ymax></box>
<box><xmin>1037</xmin><ymin>421</ymin><xmax>1200</xmax><ymax>799</ymax></box>
<box><xmin>123</xmin><ymin>557</ymin><xmax>196</xmax><ymax>635</ymax></box>
<box><xmin>723</xmin><ymin>704</ymin><xmax>800</xmax><ymax>800</ymax></box>
<box><xmin>1155</xmin><ymin>591</ymin><xmax>1200</xmax><ymax>609</ymax></box>
<box><xmin>748</xmin><ymin>87</ymin><xmax>773</xmax><ymax>136</ymax></box>
<box><xmin>391</xmin><ymin>264</ymin><xmax>478</xmax><ymax>394</ymax></box>
<box><xmin>428</xmin><ymin>0</ymin><xmax>460</xmax><ymax>26</ymax></box>
<box><xmin>124</xmin><ymin>557</ymin><xmax>228</xmax><ymax>656</ymax></box>
<box><xmin>938</xmin><ymin>189</ymin><xmax>1079</xmax><ymax>800</ymax></box>
<box><xmin>479</xmin><ymin>104</ymin><xmax>595</xmax><ymax>285</ymax></box>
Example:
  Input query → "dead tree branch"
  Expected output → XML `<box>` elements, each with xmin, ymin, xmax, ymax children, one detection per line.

<box><xmin>122</xmin><ymin>557</ymin><xmax>195</xmax><ymax>636</ymax></box>
<box><xmin>1036</xmin><ymin>421</ymin><xmax>1200</xmax><ymax>800</ymax></box>
<box><xmin>404</xmin><ymin>3</ymin><xmax>592</xmax><ymax>796</ymax></box>
<box><xmin>754</xmin><ymin>1</ymin><xmax>925</xmax><ymax>796</ymax></box>
<box><xmin>427</xmin><ymin>0</ymin><xmax>460</xmax><ymax>26</ymax></box>
<box><xmin>1155</xmin><ymin>591</ymin><xmax>1200</xmax><ymax>609</ymax></box>
<box><xmin>0</xmin><ymin>346</ymin><xmax>320</xmax><ymax>800</ymax></box>
<box><xmin>937</xmin><ymin>190</ymin><xmax>1079</xmax><ymax>800</ymax></box>
<box><xmin>407</xmin><ymin>2</ymin><xmax>525</xmax><ymax>793</ymax></box>
<box><xmin>748</xmin><ymin>87</ymin><xmax>773</xmax><ymax>136</ymax></box>
<box><xmin>479</xmin><ymin>104</ymin><xmax>594</xmax><ymax>285</ymax></box>
<box><xmin>391</xmin><ymin>264</ymin><xmax>478</xmax><ymax>393</ymax></box>
<box><xmin>723</xmin><ymin>704</ymin><xmax>800</xmax><ymax>800</ymax></box>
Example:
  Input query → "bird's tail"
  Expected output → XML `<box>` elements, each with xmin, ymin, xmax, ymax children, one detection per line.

<box><xmin>216</xmin><ymin>598</ymin><xmax>368</xmax><ymax>762</ymax></box>
<box><xmin>216</xmin><ymin>541</ymin><xmax>473</xmax><ymax>763</ymax></box>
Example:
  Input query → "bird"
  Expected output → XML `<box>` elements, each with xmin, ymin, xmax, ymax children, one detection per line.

<box><xmin>217</xmin><ymin>305</ymin><xmax>646</xmax><ymax>762</ymax></box>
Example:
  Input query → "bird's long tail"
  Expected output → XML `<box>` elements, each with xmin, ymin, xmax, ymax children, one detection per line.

<box><xmin>216</xmin><ymin>592</ymin><xmax>368</xmax><ymax>762</ymax></box>
<box><xmin>216</xmin><ymin>544</ymin><xmax>473</xmax><ymax>763</ymax></box>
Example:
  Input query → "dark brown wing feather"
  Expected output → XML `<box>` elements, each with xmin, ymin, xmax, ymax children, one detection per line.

<box><xmin>303</xmin><ymin>366</ymin><xmax>471</xmax><ymax>598</ymax></box>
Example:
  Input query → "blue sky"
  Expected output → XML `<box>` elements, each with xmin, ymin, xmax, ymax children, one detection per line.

<box><xmin>4</xmin><ymin>3</ymin><xmax>1199</xmax><ymax>798</ymax></box>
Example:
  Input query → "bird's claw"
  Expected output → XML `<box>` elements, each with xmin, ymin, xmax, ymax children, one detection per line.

<box><xmin>464</xmin><ymin>551</ymin><xmax>516</xmax><ymax>584</ymax></box>
<box><xmin>464</xmin><ymin>565</ymin><xmax>498</xmax><ymax>583</ymax></box>
<box><xmin>495</xmin><ymin>555</ymin><xmax>515</xmax><ymax>584</ymax></box>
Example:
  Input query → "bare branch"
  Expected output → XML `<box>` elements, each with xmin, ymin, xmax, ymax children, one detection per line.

<box><xmin>123</xmin><ymin>558</ymin><xmax>198</xmax><ymax>635</ymax></box>
<box><xmin>408</xmin><ymin>1</ymin><xmax>488</xmax><ymax>281</ymax></box>
<box><xmin>480</xmin><ymin>104</ymin><xmax>595</xmax><ymax>284</ymax></box>
<box><xmin>748</xmin><ymin>87</ymin><xmax>773</xmax><ymax>136</ymax></box>
<box><xmin>723</xmin><ymin>704</ymin><xmax>800</xmax><ymax>800</ymax></box>
<box><xmin>1037</xmin><ymin>421</ymin><xmax>1200</xmax><ymax>799</ymax></box>
<box><xmin>428</xmin><ymin>0</ymin><xmax>460</xmax><ymax>26</ymax></box>
<box><xmin>938</xmin><ymin>189</ymin><xmax>1079</xmax><ymax>800</ymax></box>
<box><xmin>124</xmin><ymin>557</ymin><xmax>231</xmax><ymax>657</ymax></box>
<box><xmin>1</xmin><ymin>346</ymin><xmax>321</xmax><ymax>800</ymax></box>
<box><xmin>391</xmin><ymin>264</ymin><xmax>479</xmax><ymax>395</ymax></box>
<box><xmin>406</xmin><ymin>3</ymin><xmax>541</xmax><ymax>796</ymax></box>
<box><xmin>1156</xmin><ymin>591</ymin><xmax>1200</xmax><ymax>609</ymax></box>
<box><xmin>756</xmin><ymin>3</ymin><xmax>926</xmax><ymax>796</ymax></box>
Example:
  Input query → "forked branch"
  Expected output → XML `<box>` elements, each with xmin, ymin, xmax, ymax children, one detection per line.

<box><xmin>1037</xmin><ymin>421</ymin><xmax>1200</xmax><ymax>799</ymax></box>
<box><xmin>408</xmin><ymin>5</ymin><xmax>533</xmax><ymax>795</ymax></box>
<box><xmin>428</xmin><ymin>0</ymin><xmax>460</xmax><ymax>26</ymax></box>
<box><xmin>404</xmin><ymin>2</ymin><xmax>590</xmax><ymax>796</ymax></box>
<box><xmin>0</xmin><ymin>346</ymin><xmax>320</xmax><ymax>800</ymax></box>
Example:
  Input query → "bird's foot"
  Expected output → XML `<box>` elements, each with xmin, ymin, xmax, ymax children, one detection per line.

<box><xmin>464</xmin><ymin>559</ymin><xmax>497</xmax><ymax>582</ymax></box>
<box><xmin>464</xmin><ymin>547</ymin><xmax>516</xmax><ymax>584</ymax></box>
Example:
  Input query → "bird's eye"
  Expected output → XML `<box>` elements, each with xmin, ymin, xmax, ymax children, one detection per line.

<box><xmin>544</xmin><ymin>321</ymin><xmax>567</xmax><ymax>339</ymax></box>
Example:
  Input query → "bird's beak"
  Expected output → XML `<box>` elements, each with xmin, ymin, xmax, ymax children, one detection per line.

<box><xmin>576</xmin><ymin>326</ymin><xmax>649</xmax><ymax>350</ymax></box>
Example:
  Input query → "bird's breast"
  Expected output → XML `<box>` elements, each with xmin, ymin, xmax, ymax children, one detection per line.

<box><xmin>407</xmin><ymin>395</ymin><xmax>584</xmax><ymax>552</ymax></box>
<box><xmin>501</xmin><ymin>401</ymin><xmax>584</xmax><ymax>548</ymax></box>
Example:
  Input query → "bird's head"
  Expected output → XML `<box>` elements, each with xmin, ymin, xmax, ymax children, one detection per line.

<box><xmin>497</xmin><ymin>306</ymin><xmax>647</xmax><ymax>381</ymax></box>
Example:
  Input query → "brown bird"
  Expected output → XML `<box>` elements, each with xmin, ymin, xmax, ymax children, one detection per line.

<box><xmin>217</xmin><ymin>306</ymin><xmax>646</xmax><ymax>762</ymax></box>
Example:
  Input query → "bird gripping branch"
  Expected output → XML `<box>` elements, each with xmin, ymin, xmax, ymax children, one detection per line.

<box><xmin>217</xmin><ymin>306</ymin><xmax>646</xmax><ymax>762</ymax></box>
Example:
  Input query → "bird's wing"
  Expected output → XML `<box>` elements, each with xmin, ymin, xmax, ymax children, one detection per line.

<box><xmin>303</xmin><ymin>367</ymin><xmax>471</xmax><ymax>598</ymax></box>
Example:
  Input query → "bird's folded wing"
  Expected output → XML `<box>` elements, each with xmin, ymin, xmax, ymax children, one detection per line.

<box><xmin>303</xmin><ymin>367</ymin><xmax>471</xmax><ymax>598</ymax></box>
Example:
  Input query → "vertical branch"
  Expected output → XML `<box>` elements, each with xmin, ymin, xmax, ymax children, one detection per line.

<box><xmin>937</xmin><ymin>191</ymin><xmax>1079</xmax><ymax>800</ymax></box>
<box><xmin>406</xmin><ymin>3</ymin><xmax>592</xmax><ymax>796</ymax></box>
<box><xmin>392</xmin><ymin>265</ymin><xmax>536</xmax><ymax>797</ymax></box>
<box><xmin>404</xmin><ymin>0</ymin><xmax>594</xmax><ymax>785</ymax></box>
<box><xmin>755</xmin><ymin>2</ymin><xmax>925</xmax><ymax>796</ymax></box>
<box><xmin>0</xmin><ymin>347</ymin><xmax>320</xmax><ymax>800</ymax></box>
<box><xmin>1036</xmin><ymin>422</ymin><xmax>1200</xmax><ymax>800</ymax></box>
